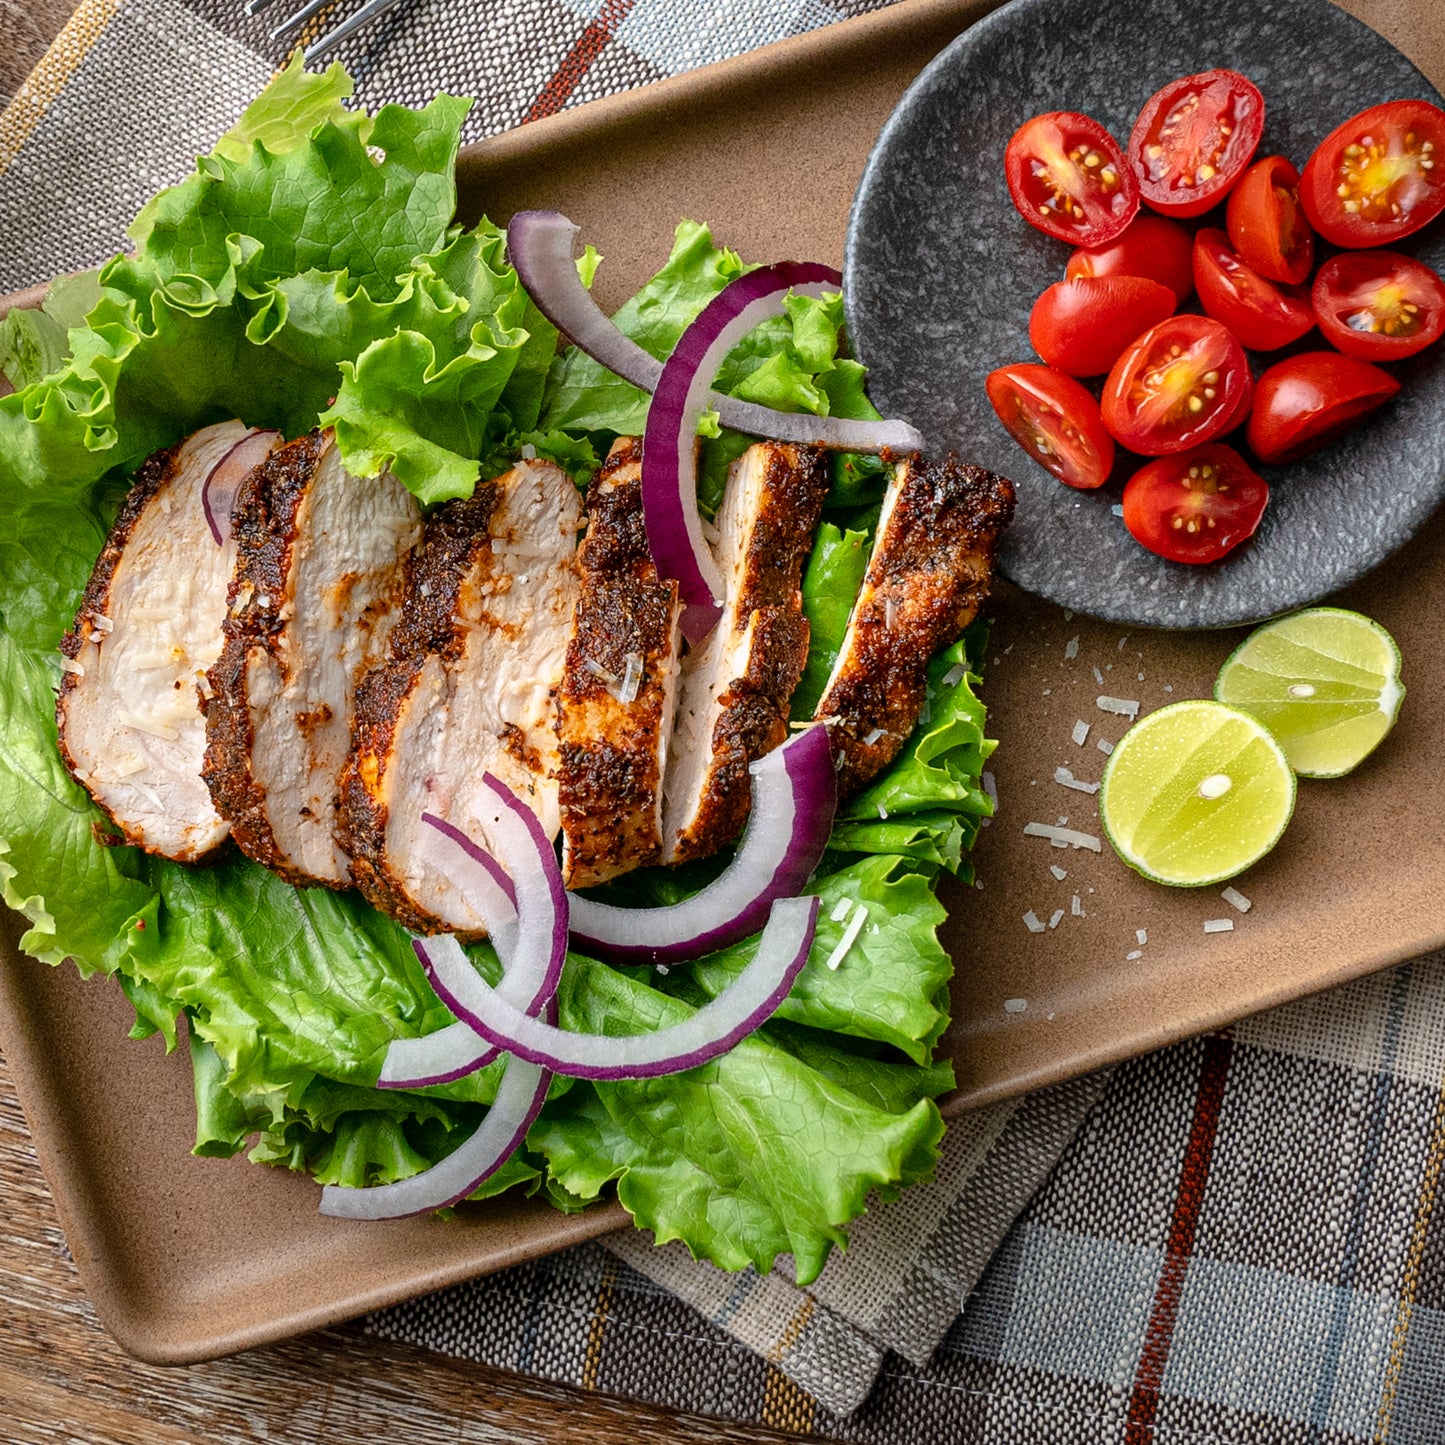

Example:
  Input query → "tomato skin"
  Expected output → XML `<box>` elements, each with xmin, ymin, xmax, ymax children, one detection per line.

<box><xmin>1313</xmin><ymin>250</ymin><xmax>1445</xmax><ymax>361</ymax></box>
<box><xmin>1066</xmin><ymin>215</ymin><xmax>1196</xmax><ymax>301</ymax></box>
<box><xmin>1192</xmin><ymin>229</ymin><xmax>1315</xmax><ymax>351</ymax></box>
<box><xmin>1028</xmin><ymin>276</ymin><xmax>1177</xmax><ymax>376</ymax></box>
<box><xmin>1005</xmin><ymin>112</ymin><xmax>1139</xmax><ymax>246</ymax></box>
<box><xmin>1127</xmin><ymin>69</ymin><xmax>1265</xmax><ymax>218</ymax></box>
<box><xmin>1101</xmin><ymin>315</ymin><xmax>1253</xmax><ymax>455</ymax></box>
<box><xmin>986</xmin><ymin>363</ymin><xmax>1115</xmax><ymax>489</ymax></box>
<box><xmin>1226</xmin><ymin>155</ymin><xmax>1315</xmax><ymax>284</ymax></box>
<box><xmin>1246</xmin><ymin>351</ymin><xmax>1401</xmax><ymax>463</ymax></box>
<box><xmin>1300</xmin><ymin>99</ymin><xmax>1445</xmax><ymax>247</ymax></box>
<box><xmin>1122</xmin><ymin>445</ymin><xmax>1269</xmax><ymax>563</ymax></box>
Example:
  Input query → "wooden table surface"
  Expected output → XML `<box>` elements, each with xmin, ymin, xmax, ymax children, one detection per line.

<box><xmin>0</xmin><ymin>13</ymin><xmax>801</xmax><ymax>1443</ymax></box>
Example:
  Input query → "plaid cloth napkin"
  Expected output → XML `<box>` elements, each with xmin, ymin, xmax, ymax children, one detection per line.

<box><xmin>4</xmin><ymin>0</ymin><xmax>1445</xmax><ymax>1438</ymax></box>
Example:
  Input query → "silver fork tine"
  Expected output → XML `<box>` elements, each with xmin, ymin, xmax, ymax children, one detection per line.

<box><xmin>243</xmin><ymin>0</ymin><xmax>279</xmax><ymax>14</ymax></box>
<box><xmin>304</xmin><ymin>0</ymin><xmax>407</xmax><ymax>60</ymax></box>
<box><xmin>270</xmin><ymin>0</ymin><xmax>330</xmax><ymax>39</ymax></box>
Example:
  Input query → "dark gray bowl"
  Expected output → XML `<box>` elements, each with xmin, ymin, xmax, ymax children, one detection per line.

<box><xmin>845</xmin><ymin>0</ymin><xmax>1445</xmax><ymax>628</ymax></box>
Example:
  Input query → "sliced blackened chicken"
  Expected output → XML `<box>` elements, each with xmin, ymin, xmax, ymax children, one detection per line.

<box><xmin>56</xmin><ymin>421</ymin><xmax>281</xmax><ymax>862</ymax></box>
<box><xmin>662</xmin><ymin>441</ymin><xmax>829</xmax><ymax>865</ymax></box>
<box><xmin>204</xmin><ymin>431</ymin><xmax>421</xmax><ymax>889</ymax></box>
<box><xmin>340</xmin><ymin>458</ymin><xmax>582</xmax><ymax>934</ymax></box>
<box><xmin>555</xmin><ymin>438</ymin><xmax>682</xmax><ymax>889</ymax></box>
<box><xmin>812</xmin><ymin>455</ymin><xmax>1015</xmax><ymax>796</ymax></box>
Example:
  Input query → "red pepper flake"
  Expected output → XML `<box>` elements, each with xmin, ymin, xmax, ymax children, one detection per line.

<box><xmin>135</xmin><ymin>919</ymin><xmax>146</xmax><ymax>930</ymax></box>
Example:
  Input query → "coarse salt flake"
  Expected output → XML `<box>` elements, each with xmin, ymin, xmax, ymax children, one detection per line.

<box><xmin>1023</xmin><ymin>821</ymin><xmax>1102</xmax><ymax>852</ymax></box>
<box><xmin>941</xmin><ymin>662</ymin><xmax>967</xmax><ymax>689</ymax></box>
<box><xmin>1096</xmin><ymin>695</ymin><xmax>1140</xmax><ymax>719</ymax></box>
<box><xmin>1093</xmin><ymin>666</ymin><xmax>1105</xmax><ymax>686</ymax></box>
<box><xmin>1136</xmin><ymin>929</ymin><xmax>1148</xmax><ymax>945</ymax></box>
<box><xmin>1050</xmin><ymin>864</ymin><xmax>1067</xmax><ymax>881</ymax></box>
<box><xmin>1004</xmin><ymin>997</ymin><xmax>1028</xmax><ymax>1012</ymax></box>
<box><xmin>1204</xmin><ymin>918</ymin><xmax>1236</xmax><ymax>934</ymax></box>
<box><xmin>1097</xmin><ymin>738</ymin><xmax>1114</xmax><ymax>756</ymax></box>
<box><xmin>1071</xmin><ymin>895</ymin><xmax>1084</xmax><ymax>917</ymax></box>
<box><xmin>1054</xmin><ymin>766</ymin><xmax>1101</xmax><ymax>795</ymax></box>
<box><xmin>1064</xmin><ymin>636</ymin><xmax>1080</xmax><ymax>661</ymax></box>
<box><xmin>1049</xmin><ymin>909</ymin><xmax>1064</xmax><ymax>930</ymax></box>
<box><xmin>1023</xmin><ymin>911</ymin><xmax>1045</xmax><ymax>934</ymax></box>
<box><xmin>1072</xmin><ymin>720</ymin><xmax>1090</xmax><ymax>746</ymax></box>
<box><xmin>1221</xmin><ymin>887</ymin><xmax>1252</xmax><ymax>913</ymax></box>
<box><xmin>1111</xmin><ymin>503</ymin><xmax>1124</xmax><ymax>517</ymax></box>
<box><xmin>877</xmin><ymin>803</ymin><xmax>888</xmax><ymax>820</ymax></box>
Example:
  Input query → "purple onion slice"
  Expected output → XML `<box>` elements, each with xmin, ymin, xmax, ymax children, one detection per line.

<box><xmin>506</xmin><ymin>212</ymin><xmax>925</xmax><ymax>456</ymax></box>
<box><xmin>568</xmin><ymin>725</ymin><xmax>835</xmax><ymax>966</ymax></box>
<box><xmin>415</xmin><ymin>894</ymin><xmax>819</xmax><ymax>1081</ymax></box>
<box><xmin>201</xmin><ymin>427</ymin><xmax>281</xmax><ymax>545</ymax></box>
<box><xmin>320</xmin><ymin>779</ymin><xmax>567</xmax><ymax>1218</ymax></box>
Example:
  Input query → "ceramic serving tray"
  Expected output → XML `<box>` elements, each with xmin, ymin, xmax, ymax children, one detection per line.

<box><xmin>2</xmin><ymin>0</ymin><xmax>1442</xmax><ymax>1366</ymax></box>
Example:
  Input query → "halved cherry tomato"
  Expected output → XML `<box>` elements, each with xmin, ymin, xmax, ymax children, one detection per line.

<box><xmin>1029</xmin><ymin>276</ymin><xmax>1177</xmax><ymax>376</ymax></box>
<box><xmin>1066</xmin><ymin>214</ymin><xmax>1196</xmax><ymax>301</ymax></box>
<box><xmin>1101</xmin><ymin>315</ymin><xmax>1252</xmax><ymax>455</ymax></box>
<box><xmin>1005</xmin><ymin>112</ymin><xmax>1139</xmax><ymax>246</ymax></box>
<box><xmin>1313</xmin><ymin>250</ymin><xmax>1445</xmax><ymax>360</ymax></box>
<box><xmin>1122</xmin><ymin>445</ymin><xmax>1268</xmax><ymax>563</ymax></box>
<box><xmin>1192</xmin><ymin>229</ymin><xmax>1315</xmax><ymax>351</ymax></box>
<box><xmin>1226</xmin><ymin>155</ymin><xmax>1315</xmax><ymax>284</ymax></box>
<box><xmin>1127</xmin><ymin>70</ymin><xmax>1265</xmax><ymax>218</ymax></box>
<box><xmin>1300</xmin><ymin>100</ymin><xmax>1445</xmax><ymax>248</ymax></box>
<box><xmin>986</xmin><ymin>363</ymin><xmax>1115</xmax><ymax>489</ymax></box>
<box><xmin>1246</xmin><ymin>351</ymin><xmax>1401</xmax><ymax>463</ymax></box>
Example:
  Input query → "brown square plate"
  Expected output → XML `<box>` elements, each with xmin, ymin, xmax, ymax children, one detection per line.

<box><xmin>2</xmin><ymin>0</ymin><xmax>1443</xmax><ymax>1367</ymax></box>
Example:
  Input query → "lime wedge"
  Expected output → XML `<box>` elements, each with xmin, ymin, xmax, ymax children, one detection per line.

<box><xmin>1100</xmin><ymin>700</ymin><xmax>1296</xmax><ymax>886</ymax></box>
<box><xmin>1214</xmin><ymin>608</ymin><xmax>1404</xmax><ymax>778</ymax></box>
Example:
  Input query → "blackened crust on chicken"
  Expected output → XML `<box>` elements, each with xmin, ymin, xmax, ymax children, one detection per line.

<box><xmin>556</xmin><ymin>438</ymin><xmax>681</xmax><ymax>889</ymax></box>
<box><xmin>662</xmin><ymin>442</ymin><xmax>829</xmax><ymax>865</ymax></box>
<box><xmin>203</xmin><ymin>432</ymin><xmax>419</xmax><ymax>890</ymax></box>
<box><xmin>813</xmin><ymin>455</ymin><xmax>1015</xmax><ymax>796</ymax></box>
<box><xmin>202</xmin><ymin>434</ymin><xmax>325</xmax><ymax>885</ymax></box>
<box><xmin>340</xmin><ymin>487</ymin><xmax>499</xmax><ymax>934</ymax></box>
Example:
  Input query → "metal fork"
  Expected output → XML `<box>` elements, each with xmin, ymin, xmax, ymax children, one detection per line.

<box><xmin>245</xmin><ymin>0</ymin><xmax>408</xmax><ymax>62</ymax></box>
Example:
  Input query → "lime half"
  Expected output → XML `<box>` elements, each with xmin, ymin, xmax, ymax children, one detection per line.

<box><xmin>1214</xmin><ymin>608</ymin><xmax>1404</xmax><ymax>778</ymax></box>
<box><xmin>1100</xmin><ymin>700</ymin><xmax>1296</xmax><ymax>887</ymax></box>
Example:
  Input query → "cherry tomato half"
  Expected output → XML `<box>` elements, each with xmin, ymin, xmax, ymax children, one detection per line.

<box><xmin>1246</xmin><ymin>351</ymin><xmax>1401</xmax><ymax>463</ymax></box>
<box><xmin>1122</xmin><ymin>445</ymin><xmax>1268</xmax><ymax>564</ymax></box>
<box><xmin>1300</xmin><ymin>99</ymin><xmax>1445</xmax><ymax>247</ymax></box>
<box><xmin>1101</xmin><ymin>315</ymin><xmax>1252</xmax><ymax>455</ymax></box>
<box><xmin>1127</xmin><ymin>69</ymin><xmax>1265</xmax><ymax>219</ymax></box>
<box><xmin>1313</xmin><ymin>250</ymin><xmax>1445</xmax><ymax>361</ymax></box>
<box><xmin>986</xmin><ymin>363</ymin><xmax>1115</xmax><ymax>489</ymax></box>
<box><xmin>1066</xmin><ymin>214</ymin><xmax>1196</xmax><ymax>302</ymax></box>
<box><xmin>1226</xmin><ymin>155</ymin><xmax>1315</xmax><ymax>284</ymax></box>
<box><xmin>1192</xmin><ymin>229</ymin><xmax>1315</xmax><ymax>351</ymax></box>
<box><xmin>1029</xmin><ymin>276</ymin><xmax>1177</xmax><ymax>376</ymax></box>
<box><xmin>1005</xmin><ymin>112</ymin><xmax>1139</xmax><ymax>246</ymax></box>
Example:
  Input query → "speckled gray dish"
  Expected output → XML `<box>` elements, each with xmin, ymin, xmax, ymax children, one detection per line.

<box><xmin>845</xmin><ymin>0</ymin><xmax>1445</xmax><ymax>628</ymax></box>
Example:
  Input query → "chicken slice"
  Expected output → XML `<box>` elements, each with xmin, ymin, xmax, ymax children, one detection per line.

<box><xmin>812</xmin><ymin>455</ymin><xmax>1015</xmax><ymax>796</ymax></box>
<box><xmin>555</xmin><ymin>437</ymin><xmax>682</xmax><ymax>889</ymax></box>
<box><xmin>203</xmin><ymin>431</ymin><xmax>421</xmax><ymax>889</ymax></box>
<box><xmin>662</xmin><ymin>441</ymin><xmax>829</xmax><ymax>865</ymax></box>
<box><xmin>56</xmin><ymin>421</ymin><xmax>282</xmax><ymax>862</ymax></box>
<box><xmin>340</xmin><ymin>457</ymin><xmax>583</xmax><ymax>934</ymax></box>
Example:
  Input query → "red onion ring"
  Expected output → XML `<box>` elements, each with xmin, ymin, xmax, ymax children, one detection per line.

<box><xmin>201</xmin><ymin>428</ymin><xmax>281</xmax><ymax>545</ymax></box>
<box><xmin>415</xmin><ymin>894</ymin><xmax>819</xmax><ymax>1081</ymax></box>
<box><xmin>505</xmin><ymin>212</ymin><xmax>925</xmax><ymax>455</ymax></box>
<box><xmin>569</xmin><ymin>725</ymin><xmax>835</xmax><ymax>966</ymax></box>
<box><xmin>319</xmin><ymin>779</ymin><xmax>565</xmax><ymax>1218</ymax></box>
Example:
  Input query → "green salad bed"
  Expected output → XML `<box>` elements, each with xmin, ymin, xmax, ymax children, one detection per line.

<box><xmin>0</xmin><ymin>58</ymin><xmax>994</xmax><ymax>1283</ymax></box>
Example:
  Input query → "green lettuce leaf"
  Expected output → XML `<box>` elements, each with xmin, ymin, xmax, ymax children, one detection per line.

<box><xmin>211</xmin><ymin>51</ymin><xmax>359</xmax><ymax>163</ymax></box>
<box><xmin>793</xmin><ymin>522</ymin><xmax>870</xmax><ymax>717</ymax></box>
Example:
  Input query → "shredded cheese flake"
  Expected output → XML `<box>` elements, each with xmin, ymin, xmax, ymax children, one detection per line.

<box><xmin>941</xmin><ymin>663</ymin><xmax>967</xmax><ymax>689</ymax></box>
<box><xmin>1023</xmin><ymin>821</ymin><xmax>1102</xmax><ymax>852</ymax></box>
<box><xmin>877</xmin><ymin>803</ymin><xmax>888</xmax><ymax>820</ymax></box>
<box><xmin>582</xmin><ymin>657</ymin><xmax>620</xmax><ymax>687</ymax></box>
<box><xmin>121</xmin><ymin>716</ymin><xmax>179</xmax><ymax>741</ymax></box>
<box><xmin>1221</xmin><ymin>887</ymin><xmax>1252</xmax><ymax>913</ymax></box>
<box><xmin>618</xmin><ymin>652</ymin><xmax>644</xmax><ymax>705</ymax></box>
<box><xmin>1096</xmin><ymin>695</ymin><xmax>1140</xmax><ymax>719</ymax></box>
<box><xmin>90</xmin><ymin>612</ymin><xmax>114</xmax><ymax>634</ymax></box>
<box><xmin>58</xmin><ymin>656</ymin><xmax>85</xmax><ymax>676</ymax></box>
<box><xmin>113</xmin><ymin>757</ymin><xmax>147</xmax><ymax>778</ymax></box>
<box><xmin>824</xmin><ymin>904</ymin><xmax>868</xmax><ymax>971</ymax></box>
<box><xmin>1203</xmin><ymin>918</ymin><xmax>1235</xmax><ymax>934</ymax></box>
<box><xmin>861</xmin><ymin>727</ymin><xmax>887</xmax><ymax>747</ymax></box>
<box><xmin>1054</xmin><ymin>766</ymin><xmax>1101</xmax><ymax>795</ymax></box>
<box><xmin>829</xmin><ymin>898</ymin><xmax>854</xmax><ymax>922</ymax></box>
